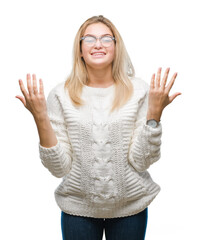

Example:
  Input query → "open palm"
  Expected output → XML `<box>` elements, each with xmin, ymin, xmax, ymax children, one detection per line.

<box><xmin>15</xmin><ymin>73</ymin><xmax>47</xmax><ymax>119</ymax></box>
<box><xmin>147</xmin><ymin>67</ymin><xmax>181</xmax><ymax>121</ymax></box>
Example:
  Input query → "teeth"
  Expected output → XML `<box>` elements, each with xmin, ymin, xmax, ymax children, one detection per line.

<box><xmin>92</xmin><ymin>53</ymin><xmax>105</xmax><ymax>56</ymax></box>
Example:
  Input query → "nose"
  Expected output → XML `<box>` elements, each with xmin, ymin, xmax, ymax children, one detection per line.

<box><xmin>94</xmin><ymin>38</ymin><xmax>102</xmax><ymax>48</ymax></box>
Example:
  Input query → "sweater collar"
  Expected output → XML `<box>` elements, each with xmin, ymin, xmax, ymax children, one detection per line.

<box><xmin>82</xmin><ymin>84</ymin><xmax>115</xmax><ymax>97</ymax></box>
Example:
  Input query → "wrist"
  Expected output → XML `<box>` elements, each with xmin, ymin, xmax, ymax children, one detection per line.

<box><xmin>147</xmin><ymin>111</ymin><xmax>161</xmax><ymax>122</ymax></box>
<box><xmin>146</xmin><ymin>119</ymin><xmax>159</xmax><ymax>128</ymax></box>
<box><xmin>33</xmin><ymin>113</ymin><xmax>49</xmax><ymax>123</ymax></box>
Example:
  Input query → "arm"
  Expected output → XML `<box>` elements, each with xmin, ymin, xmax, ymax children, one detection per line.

<box><xmin>128</xmin><ymin>86</ymin><xmax>162</xmax><ymax>172</ymax></box>
<box><xmin>16</xmin><ymin>73</ymin><xmax>72</xmax><ymax>178</ymax></box>
<box><xmin>128</xmin><ymin>67</ymin><xmax>181</xmax><ymax>172</ymax></box>
<box><xmin>34</xmin><ymin>115</ymin><xmax>58</xmax><ymax>148</ymax></box>
<box><xmin>38</xmin><ymin>87</ymin><xmax>73</xmax><ymax>178</ymax></box>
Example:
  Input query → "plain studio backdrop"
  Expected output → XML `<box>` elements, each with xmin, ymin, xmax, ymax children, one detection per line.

<box><xmin>0</xmin><ymin>0</ymin><xmax>196</xmax><ymax>239</ymax></box>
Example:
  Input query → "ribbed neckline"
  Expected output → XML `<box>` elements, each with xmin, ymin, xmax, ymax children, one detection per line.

<box><xmin>83</xmin><ymin>84</ymin><xmax>115</xmax><ymax>97</ymax></box>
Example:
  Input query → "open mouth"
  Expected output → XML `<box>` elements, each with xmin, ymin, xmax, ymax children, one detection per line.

<box><xmin>91</xmin><ymin>52</ymin><xmax>106</xmax><ymax>57</ymax></box>
<box><xmin>91</xmin><ymin>53</ymin><xmax>106</xmax><ymax>58</ymax></box>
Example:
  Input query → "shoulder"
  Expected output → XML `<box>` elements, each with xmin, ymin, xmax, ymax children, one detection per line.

<box><xmin>129</xmin><ymin>76</ymin><xmax>149</xmax><ymax>93</ymax></box>
<box><xmin>128</xmin><ymin>77</ymin><xmax>150</xmax><ymax>102</ymax></box>
<box><xmin>47</xmin><ymin>81</ymin><xmax>66</xmax><ymax>99</ymax></box>
<box><xmin>46</xmin><ymin>81</ymin><xmax>73</xmax><ymax>107</ymax></box>
<box><xmin>46</xmin><ymin>81</ymin><xmax>69</xmax><ymax>112</ymax></box>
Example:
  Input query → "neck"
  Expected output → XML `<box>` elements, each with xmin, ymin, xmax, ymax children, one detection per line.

<box><xmin>86</xmin><ymin>64</ymin><xmax>114</xmax><ymax>87</ymax></box>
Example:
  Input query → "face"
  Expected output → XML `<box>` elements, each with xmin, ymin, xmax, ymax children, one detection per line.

<box><xmin>80</xmin><ymin>23</ymin><xmax>115</xmax><ymax>70</ymax></box>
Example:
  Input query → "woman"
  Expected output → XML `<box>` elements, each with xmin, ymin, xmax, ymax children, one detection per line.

<box><xmin>16</xmin><ymin>15</ymin><xmax>181</xmax><ymax>240</ymax></box>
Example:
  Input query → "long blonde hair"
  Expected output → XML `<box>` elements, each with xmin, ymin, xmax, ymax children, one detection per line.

<box><xmin>64</xmin><ymin>15</ymin><xmax>135</xmax><ymax>113</ymax></box>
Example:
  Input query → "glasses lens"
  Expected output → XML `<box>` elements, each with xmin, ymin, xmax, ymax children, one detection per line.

<box><xmin>82</xmin><ymin>36</ymin><xmax>114</xmax><ymax>47</ymax></box>
<box><xmin>84</xmin><ymin>36</ymin><xmax>95</xmax><ymax>46</ymax></box>
<box><xmin>101</xmin><ymin>36</ymin><xmax>113</xmax><ymax>47</ymax></box>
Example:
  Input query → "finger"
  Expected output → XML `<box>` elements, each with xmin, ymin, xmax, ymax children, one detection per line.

<box><xmin>169</xmin><ymin>92</ymin><xmax>182</xmax><ymax>103</ymax></box>
<box><xmin>18</xmin><ymin>79</ymin><xmax>29</xmax><ymax>99</ymax></box>
<box><xmin>166</xmin><ymin>72</ymin><xmax>178</xmax><ymax>93</ymax></box>
<box><xmin>26</xmin><ymin>73</ymin><xmax>33</xmax><ymax>96</ymax></box>
<box><xmin>15</xmin><ymin>95</ymin><xmax>26</xmax><ymax>106</ymax></box>
<box><xmin>150</xmin><ymin>73</ymin><xmax>155</xmax><ymax>89</ymax></box>
<box><xmin>161</xmin><ymin>67</ymin><xmax>170</xmax><ymax>89</ymax></box>
<box><xmin>39</xmin><ymin>78</ymin><xmax>44</xmax><ymax>95</ymax></box>
<box><xmin>32</xmin><ymin>74</ymin><xmax>38</xmax><ymax>95</ymax></box>
<box><xmin>156</xmin><ymin>67</ymin><xmax>162</xmax><ymax>88</ymax></box>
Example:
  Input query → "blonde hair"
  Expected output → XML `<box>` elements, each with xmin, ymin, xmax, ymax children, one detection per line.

<box><xmin>64</xmin><ymin>15</ymin><xmax>135</xmax><ymax>113</ymax></box>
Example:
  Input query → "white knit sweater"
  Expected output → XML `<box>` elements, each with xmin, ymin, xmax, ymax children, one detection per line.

<box><xmin>39</xmin><ymin>77</ymin><xmax>162</xmax><ymax>219</ymax></box>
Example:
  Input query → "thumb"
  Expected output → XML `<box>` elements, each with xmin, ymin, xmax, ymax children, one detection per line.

<box><xmin>15</xmin><ymin>95</ymin><xmax>26</xmax><ymax>106</ymax></box>
<box><xmin>169</xmin><ymin>92</ymin><xmax>182</xmax><ymax>103</ymax></box>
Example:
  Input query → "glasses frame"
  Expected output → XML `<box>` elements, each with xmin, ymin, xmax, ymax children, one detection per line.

<box><xmin>80</xmin><ymin>35</ymin><xmax>116</xmax><ymax>48</ymax></box>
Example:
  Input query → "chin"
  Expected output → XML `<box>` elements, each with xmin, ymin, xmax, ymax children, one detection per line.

<box><xmin>86</xmin><ymin>59</ymin><xmax>113</xmax><ymax>70</ymax></box>
<box><xmin>88</xmin><ymin>63</ymin><xmax>112</xmax><ymax>70</ymax></box>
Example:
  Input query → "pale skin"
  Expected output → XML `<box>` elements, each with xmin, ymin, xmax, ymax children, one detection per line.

<box><xmin>80</xmin><ymin>23</ymin><xmax>115</xmax><ymax>87</ymax></box>
<box><xmin>16</xmin><ymin>74</ymin><xmax>58</xmax><ymax>148</ymax></box>
<box><xmin>147</xmin><ymin>67</ymin><xmax>181</xmax><ymax>122</ymax></box>
<box><xmin>15</xmin><ymin>23</ymin><xmax>181</xmax><ymax>148</ymax></box>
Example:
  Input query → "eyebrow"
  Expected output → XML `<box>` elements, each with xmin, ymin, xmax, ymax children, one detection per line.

<box><xmin>83</xmin><ymin>33</ymin><xmax>113</xmax><ymax>37</ymax></box>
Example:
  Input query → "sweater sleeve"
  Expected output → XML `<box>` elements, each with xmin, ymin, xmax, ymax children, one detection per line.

<box><xmin>128</xmin><ymin>82</ymin><xmax>162</xmax><ymax>172</ymax></box>
<box><xmin>38</xmin><ymin>86</ymin><xmax>73</xmax><ymax>178</ymax></box>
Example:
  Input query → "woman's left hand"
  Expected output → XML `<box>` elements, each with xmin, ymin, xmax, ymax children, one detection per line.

<box><xmin>147</xmin><ymin>67</ymin><xmax>181</xmax><ymax>122</ymax></box>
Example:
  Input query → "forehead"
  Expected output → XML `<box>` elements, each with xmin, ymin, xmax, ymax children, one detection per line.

<box><xmin>83</xmin><ymin>23</ymin><xmax>113</xmax><ymax>36</ymax></box>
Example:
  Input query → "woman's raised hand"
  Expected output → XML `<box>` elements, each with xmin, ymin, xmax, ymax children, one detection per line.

<box><xmin>15</xmin><ymin>73</ymin><xmax>48</xmax><ymax>120</ymax></box>
<box><xmin>147</xmin><ymin>67</ymin><xmax>181</xmax><ymax>122</ymax></box>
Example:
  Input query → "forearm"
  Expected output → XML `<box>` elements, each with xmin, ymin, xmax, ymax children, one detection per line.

<box><xmin>37</xmin><ymin>115</ymin><xmax>73</xmax><ymax>178</ymax></box>
<box><xmin>34</xmin><ymin>114</ymin><xmax>58</xmax><ymax>148</ymax></box>
<box><xmin>147</xmin><ymin>108</ymin><xmax>162</xmax><ymax>122</ymax></box>
<box><xmin>129</xmin><ymin>121</ymin><xmax>162</xmax><ymax>172</ymax></box>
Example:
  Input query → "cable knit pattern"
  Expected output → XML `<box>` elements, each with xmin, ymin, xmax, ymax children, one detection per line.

<box><xmin>38</xmin><ymin>77</ymin><xmax>162</xmax><ymax>218</ymax></box>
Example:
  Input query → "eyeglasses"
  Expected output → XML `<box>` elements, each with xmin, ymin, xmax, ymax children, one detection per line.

<box><xmin>80</xmin><ymin>35</ymin><xmax>116</xmax><ymax>48</ymax></box>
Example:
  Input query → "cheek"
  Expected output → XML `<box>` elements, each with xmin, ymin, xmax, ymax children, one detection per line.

<box><xmin>108</xmin><ymin>47</ymin><xmax>115</xmax><ymax>59</ymax></box>
<box><xmin>81</xmin><ymin>46</ymin><xmax>90</xmax><ymax>59</ymax></box>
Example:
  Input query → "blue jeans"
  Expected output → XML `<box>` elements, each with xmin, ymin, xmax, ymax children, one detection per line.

<box><xmin>61</xmin><ymin>208</ymin><xmax>148</xmax><ymax>240</ymax></box>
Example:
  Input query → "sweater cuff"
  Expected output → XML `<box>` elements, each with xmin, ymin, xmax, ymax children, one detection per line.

<box><xmin>39</xmin><ymin>140</ymin><xmax>62</xmax><ymax>159</ymax></box>
<box><xmin>144</xmin><ymin>121</ymin><xmax>162</xmax><ymax>137</ymax></box>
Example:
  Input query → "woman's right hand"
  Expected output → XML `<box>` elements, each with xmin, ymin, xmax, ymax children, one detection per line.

<box><xmin>15</xmin><ymin>73</ymin><xmax>48</xmax><ymax>120</ymax></box>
